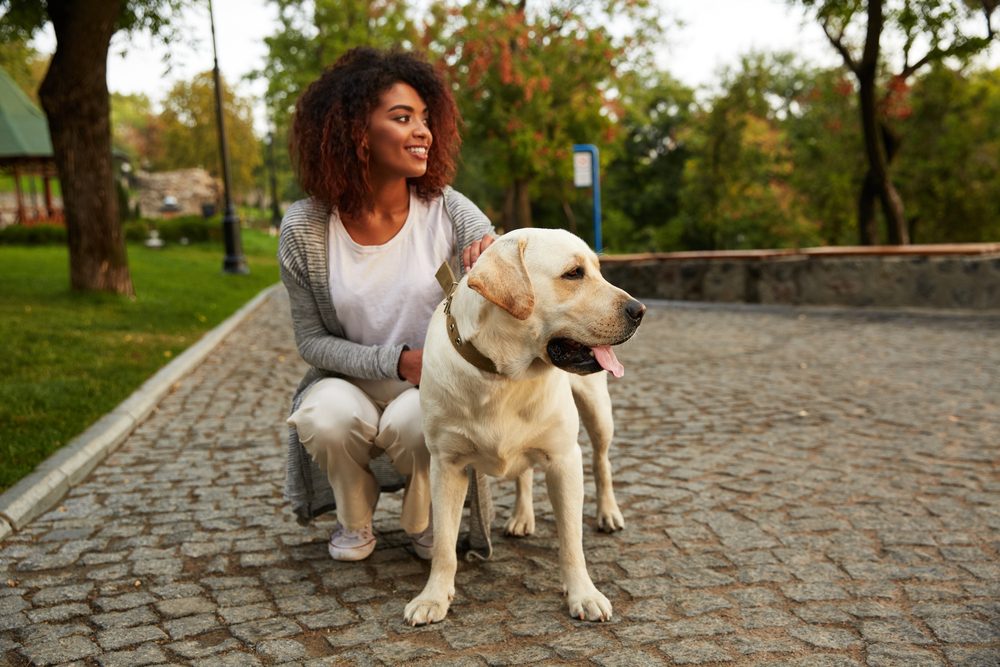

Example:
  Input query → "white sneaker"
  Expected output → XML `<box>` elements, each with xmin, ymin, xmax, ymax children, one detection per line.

<box><xmin>328</xmin><ymin>523</ymin><xmax>376</xmax><ymax>561</ymax></box>
<box><xmin>408</xmin><ymin>524</ymin><xmax>433</xmax><ymax>560</ymax></box>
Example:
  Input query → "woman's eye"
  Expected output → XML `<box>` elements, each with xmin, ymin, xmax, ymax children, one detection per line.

<box><xmin>394</xmin><ymin>115</ymin><xmax>410</xmax><ymax>123</ymax></box>
<box><xmin>562</xmin><ymin>267</ymin><xmax>584</xmax><ymax>280</ymax></box>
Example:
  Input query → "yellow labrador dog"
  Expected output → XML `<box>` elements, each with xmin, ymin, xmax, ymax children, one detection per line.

<box><xmin>404</xmin><ymin>228</ymin><xmax>645</xmax><ymax>626</ymax></box>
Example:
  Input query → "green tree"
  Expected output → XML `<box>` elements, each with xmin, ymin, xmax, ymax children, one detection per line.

<box><xmin>155</xmin><ymin>72</ymin><xmax>262</xmax><ymax>200</ymax></box>
<box><xmin>430</xmin><ymin>0</ymin><xmax>664</xmax><ymax>232</ymax></box>
<box><xmin>784</xmin><ymin>68</ymin><xmax>865</xmax><ymax>245</ymax></box>
<box><xmin>257</xmin><ymin>0</ymin><xmax>418</xmax><ymax>129</ymax></box>
<box><xmin>111</xmin><ymin>92</ymin><xmax>162</xmax><ymax>167</ymax></box>
<box><xmin>896</xmin><ymin>64</ymin><xmax>1000</xmax><ymax>242</ymax></box>
<box><xmin>790</xmin><ymin>0</ymin><xmax>998</xmax><ymax>245</ymax></box>
<box><xmin>1</xmin><ymin>0</ymin><xmax>187</xmax><ymax>295</ymax></box>
<box><xmin>603</xmin><ymin>73</ymin><xmax>695</xmax><ymax>251</ymax></box>
<box><xmin>670</xmin><ymin>54</ymin><xmax>823</xmax><ymax>250</ymax></box>
<box><xmin>0</xmin><ymin>36</ymin><xmax>47</xmax><ymax>102</ymax></box>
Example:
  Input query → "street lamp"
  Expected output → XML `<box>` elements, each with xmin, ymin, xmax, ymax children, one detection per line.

<box><xmin>267</xmin><ymin>130</ymin><xmax>282</xmax><ymax>231</ymax></box>
<box><xmin>208</xmin><ymin>0</ymin><xmax>248</xmax><ymax>274</ymax></box>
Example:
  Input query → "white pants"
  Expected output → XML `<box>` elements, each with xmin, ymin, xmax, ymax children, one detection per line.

<box><xmin>287</xmin><ymin>377</ymin><xmax>430</xmax><ymax>534</ymax></box>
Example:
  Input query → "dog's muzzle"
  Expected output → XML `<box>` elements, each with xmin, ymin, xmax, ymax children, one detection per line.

<box><xmin>546</xmin><ymin>299</ymin><xmax>645</xmax><ymax>376</ymax></box>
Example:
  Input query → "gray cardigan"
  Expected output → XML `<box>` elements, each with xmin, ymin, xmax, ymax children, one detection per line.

<box><xmin>279</xmin><ymin>187</ymin><xmax>496</xmax><ymax>558</ymax></box>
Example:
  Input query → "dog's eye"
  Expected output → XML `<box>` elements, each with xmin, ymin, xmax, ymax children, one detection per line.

<box><xmin>562</xmin><ymin>267</ymin><xmax>584</xmax><ymax>280</ymax></box>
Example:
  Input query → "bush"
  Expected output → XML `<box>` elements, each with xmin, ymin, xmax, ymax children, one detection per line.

<box><xmin>123</xmin><ymin>220</ymin><xmax>150</xmax><ymax>242</ymax></box>
<box><xmin>0</xmin><ymin>224</ymin><xmax>67</xmax><ymax>245</ymax></box>
<box><xmin>0</xmin><ymin>216</ymin><xmax>231</xmax><ymax>247</ymax></box>
<box><xmin>155</xmin><ymin>215</ymin><xmax>223</xmax><ymax>243</ymax></box>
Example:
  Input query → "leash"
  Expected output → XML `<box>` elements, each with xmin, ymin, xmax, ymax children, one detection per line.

<box><xmin>435</xmin><ymin>263</ymin><xmax>500</xmax><ymax>375</ymax></box>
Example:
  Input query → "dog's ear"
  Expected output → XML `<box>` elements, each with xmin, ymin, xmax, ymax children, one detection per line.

<box><xmin>467</xmin><ymin>236</ymin><xmax>534</xmax><ymax>320</ymax></box>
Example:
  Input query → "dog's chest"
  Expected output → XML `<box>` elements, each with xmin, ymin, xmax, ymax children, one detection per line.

<box><xmin>457</xmin><ymin>394</ymin><xmax>571</xmax><ymax>479</ymax></box>
<box><xmin>463</xmin><ymin>440</ymin><xmax>551</xmax><ymax>480</ymax></box>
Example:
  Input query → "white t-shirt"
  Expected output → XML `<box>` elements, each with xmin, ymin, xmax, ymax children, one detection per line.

<box><xmin>328</xmin><ymin>191</ymin><xmax>455</xmax><ymax>349</ymax></box>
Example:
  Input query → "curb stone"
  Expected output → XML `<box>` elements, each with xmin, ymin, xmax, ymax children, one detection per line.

<box><xmin>0</xmin><ymin>283</ymin><xmax>281</xmax><ymax>537</ymax></box>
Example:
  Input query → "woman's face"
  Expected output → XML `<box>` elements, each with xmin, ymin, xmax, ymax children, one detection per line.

<box><xmin>365</xmin><ymin>82</ymin><xmax>432</xmax><ymax>183</ymax></box>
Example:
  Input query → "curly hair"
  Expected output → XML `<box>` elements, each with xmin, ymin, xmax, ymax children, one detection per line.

<box><xmin>290</xmin><ymin>47</ymin><xmax>461</xmax><ymax>220</ymax></box>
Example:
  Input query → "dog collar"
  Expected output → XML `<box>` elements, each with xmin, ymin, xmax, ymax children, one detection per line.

<box><xmin>435</xmin><ymin>263</ymin><xmax>501</xmax><ymax>375</ymax></box>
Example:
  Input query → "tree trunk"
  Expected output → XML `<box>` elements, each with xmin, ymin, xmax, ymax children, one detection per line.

<box><xmin>39</xmin><ymin>0</ymin><xmax>134</xmax><ymax>295</ymax></box>
<box><xmin>857</xmin><ymin>121</ymin><xmax>903</xmax><ymax>245</ymax></box>
<box><xmin>856</xmin><ymin>0</ymin><xmax>909</xmax><ymax>246</ymax></box>
<box><xmin>857</xmin><ymin>169</ymin><xmax>879</xmax><ymax>245</ymax></box>
<box><xmin>561</xmin><ymin>200</ymin><xmax>577</xmax><ymax>234</ymax></box>
<box><xmin>514</xmin><ymin>179</ymin><xmax>532</xmax><ymax>229</ymax></box>
<box><xmin>502</xmin><ymin>179</ymin><xmax>533</xmax><ymax>230</ymax></box>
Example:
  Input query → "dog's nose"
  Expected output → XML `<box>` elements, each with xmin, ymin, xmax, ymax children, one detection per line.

<box><xmin>624</xmin><ymin>299</ymin><xmax>646</xmax><ymax>324</ymax></box>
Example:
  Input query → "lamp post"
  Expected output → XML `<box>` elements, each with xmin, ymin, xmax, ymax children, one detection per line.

<box><xmin>267</xmin><ymin>130</ymin><xmax>282</xmax><ymax>231</ymax></box>
<box><xmin>208</xmin><ymin>0</ymin><xmax>248</xmax><ymax>274</ymax></box>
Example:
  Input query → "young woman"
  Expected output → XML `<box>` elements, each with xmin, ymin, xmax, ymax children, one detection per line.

<box><xmin>279</xmin><ymin>48</ymin><xmax>494</xmax><ymax>561</ymax></box>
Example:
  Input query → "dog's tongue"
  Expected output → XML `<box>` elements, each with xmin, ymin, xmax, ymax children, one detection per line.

<box><xmin>592</xmin><ymin>345</ymin><xmax>624</xmax><ymax>378</ymax></box>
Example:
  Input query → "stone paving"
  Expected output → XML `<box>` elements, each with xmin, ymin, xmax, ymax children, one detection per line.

<box><xmin>2</xmin><ymin>290</ymin><xmax>999</xmax><ymax>666</ymax></box>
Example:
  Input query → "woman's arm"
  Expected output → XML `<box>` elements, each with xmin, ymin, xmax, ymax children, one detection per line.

<box><xmin>444</xmin><ymin>187</ymin><xmax>497</xmax><ymax>274</ymax></box>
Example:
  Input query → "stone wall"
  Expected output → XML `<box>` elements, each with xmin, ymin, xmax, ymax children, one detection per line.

<box><xmin>133</xmin><ymin>168</ymin><xmax>220</xmax><ymax>218</ymax></box>
<box><xmin>600</xmin><ymin>245</ymin><xmax>1000</xmax><ymax>310</ymax></box>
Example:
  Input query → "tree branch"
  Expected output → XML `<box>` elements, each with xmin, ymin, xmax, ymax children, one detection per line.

<box><xmin>981</xmin><ymin>1</ymin><xmax>997</xmax><ymax>38</ymax></box>
<box><xmin>820</xmin><ymin>19</ymin><xmax>859</xmax><ymax>76</ymax></box>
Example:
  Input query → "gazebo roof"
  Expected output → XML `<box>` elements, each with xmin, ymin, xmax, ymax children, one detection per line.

<box><xmin>0</xmin><ymin>66</ymin><xmax>53</xmax><ymax>162</ymax></box>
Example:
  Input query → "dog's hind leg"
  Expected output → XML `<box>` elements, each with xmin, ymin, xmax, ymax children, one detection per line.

<box><xmin>572</xmin><ymin>374</ymin><xmax>625</xmax><ymax>532</ymax></box>
<box><xmin>504</xmin><ymin>468</ymin><xmax>536</xmax><ymax>536</ymax></box>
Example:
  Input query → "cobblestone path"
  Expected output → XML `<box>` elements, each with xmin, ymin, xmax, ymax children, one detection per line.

<box><xmin>2</xmin><ymin>290</ymin><xmax>998</xmax><ymax>666</ymax></box>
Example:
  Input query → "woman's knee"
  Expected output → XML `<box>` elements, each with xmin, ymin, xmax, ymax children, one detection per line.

<box><xmin>289</xmin><ymin>379</ymin><xmax>379</xmax><ymax>462</ymax></box>
<box><xmin>376</xmin><ymin>389</ymin><xmax>427</xmax><ymax>471</ymax></box>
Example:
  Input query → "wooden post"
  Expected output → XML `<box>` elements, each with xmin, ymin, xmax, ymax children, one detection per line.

<box><xmin>13</xmin><ymin>164</ymin><xmax>25</xmax><ymax>224</ymax></box>
<box><xmin>44</xmin><ymin>173</ymin><xmax>55</xmax><ymax>219</ymax></box>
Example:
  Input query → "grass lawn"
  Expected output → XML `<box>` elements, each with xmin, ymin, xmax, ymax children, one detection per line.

<box><xmin>0</xmin><ymin>230</ymin><xmax>280</xmax><ymax>492</ymax></box>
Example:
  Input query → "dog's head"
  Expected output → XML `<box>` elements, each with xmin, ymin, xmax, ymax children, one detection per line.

<box><xmin>466</xmin><ymin>229</ymin><xmax>645</xmax><ymax>376</ymax></box>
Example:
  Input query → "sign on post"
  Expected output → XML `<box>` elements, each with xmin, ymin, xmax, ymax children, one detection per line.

<box><xmin>572</xmin><ymin>144</ymin><xmax>601</xmax><ymax>252</ymax></box>
<box><xmin>573</xmin><ymin>151</ymin><xmax>594</xmax><ymax>188</ymax></box>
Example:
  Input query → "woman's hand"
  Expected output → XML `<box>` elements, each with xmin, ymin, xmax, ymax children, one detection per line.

<box><xmin>398</xmin><ymin>348</ymin><xmax>423</xmax><ymax>385</ymax></box>
<box><xmin>462</xmin><ymin>234</ymin><xmax>495</xmax><ymax>271</ymax></box>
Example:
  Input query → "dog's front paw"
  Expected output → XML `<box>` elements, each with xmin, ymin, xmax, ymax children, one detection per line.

<box><xmin>404</xmin><ymin>595</ymin><xmax>451</xmax><ymax>626</ymax></box>
<box><xmin>566</xmin><ymin>586</ymin><xmax>613</xmax><ymax>622</ymax></box>
<box><xmin>504</xmin><ymin>512</ymin><xmax>535</xmax><ymax>537</ymax></box>
<box><xmin>596</xmin><ymin>501</ymin><xmax>625</xmax><ymax>532</ymax></box>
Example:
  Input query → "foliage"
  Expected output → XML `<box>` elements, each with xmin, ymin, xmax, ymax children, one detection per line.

<box><xmin>429</xmin><ymin>0</ymin><xmax>665</xmax><ymax>231</ymax></box>
<box><xmin>0</xmin><ymin>223</ymin><xmax>66</xmax><ymax>245</ymax></box>
<box><xmin>110</xmin><ymin>92</ymin><xmax>163</xmax><ymax>168</ymax></box>
<box><xmin>896</xmin><ymin>65</ymin><xmax>1000</xmax><ymax>242</ymax></box>
<box><xmin>783</xmin><ymin>68</ymin><xmax>865</xmax><ymax>245</ymax></box>
<box><xmin>0</xmin><ymin>35</ymin><xmax>47</xmax><ymax>102</ymax></box>
<box><xmin>0</xmin><ymin>230</ymin><xmax>279</xmax><ymax>491</ymax></box>
<box><xmin>788</xmin><ymin>0</ymin><xmax>998</xmax><ymax>243</ymax></box>
<box><xmin>257</xmin><ymin>0</ymin><xmax>419</xmax><ymax>128</ymax></box>
<box><xmin>602</xmin><ymin>72</ymin><xmax>695</xmax><ymax>251</ymax></box>
<box><xmin>125</xmin><ymin>214</ymin><xmax>225</xmax><ymax>243</ymax></box>
<box><xmin>668</xmin><ymin>54</ymin><xmax>824</xmax><ymax>250</ymax></box>
<box><xmin>153</xmin><ymin>72</ymin><xmax>262</xmax><ymax>197</ymax></box>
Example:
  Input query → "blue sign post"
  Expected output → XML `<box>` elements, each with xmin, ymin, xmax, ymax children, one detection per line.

<box><xmin>572</xmin><ymin>143</ymin><xmax>601</xmax><ymax>253</ymax></box>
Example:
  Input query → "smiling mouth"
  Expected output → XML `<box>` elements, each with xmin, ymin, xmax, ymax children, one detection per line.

<box><xmin>406</xmin><ymin>146</ymin><xmax>428</xmax><ymax>157</ymax></box>
<box><xmin>546</xmin><ymin>338</ymin><xmax>626</xmax><ymax>377</ymax></box>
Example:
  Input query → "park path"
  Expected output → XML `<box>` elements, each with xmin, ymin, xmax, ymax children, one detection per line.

<box><xmin>1</xmin><ymin>289</ymin><xmax>998</xmax><ymax>666</ymax></box>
